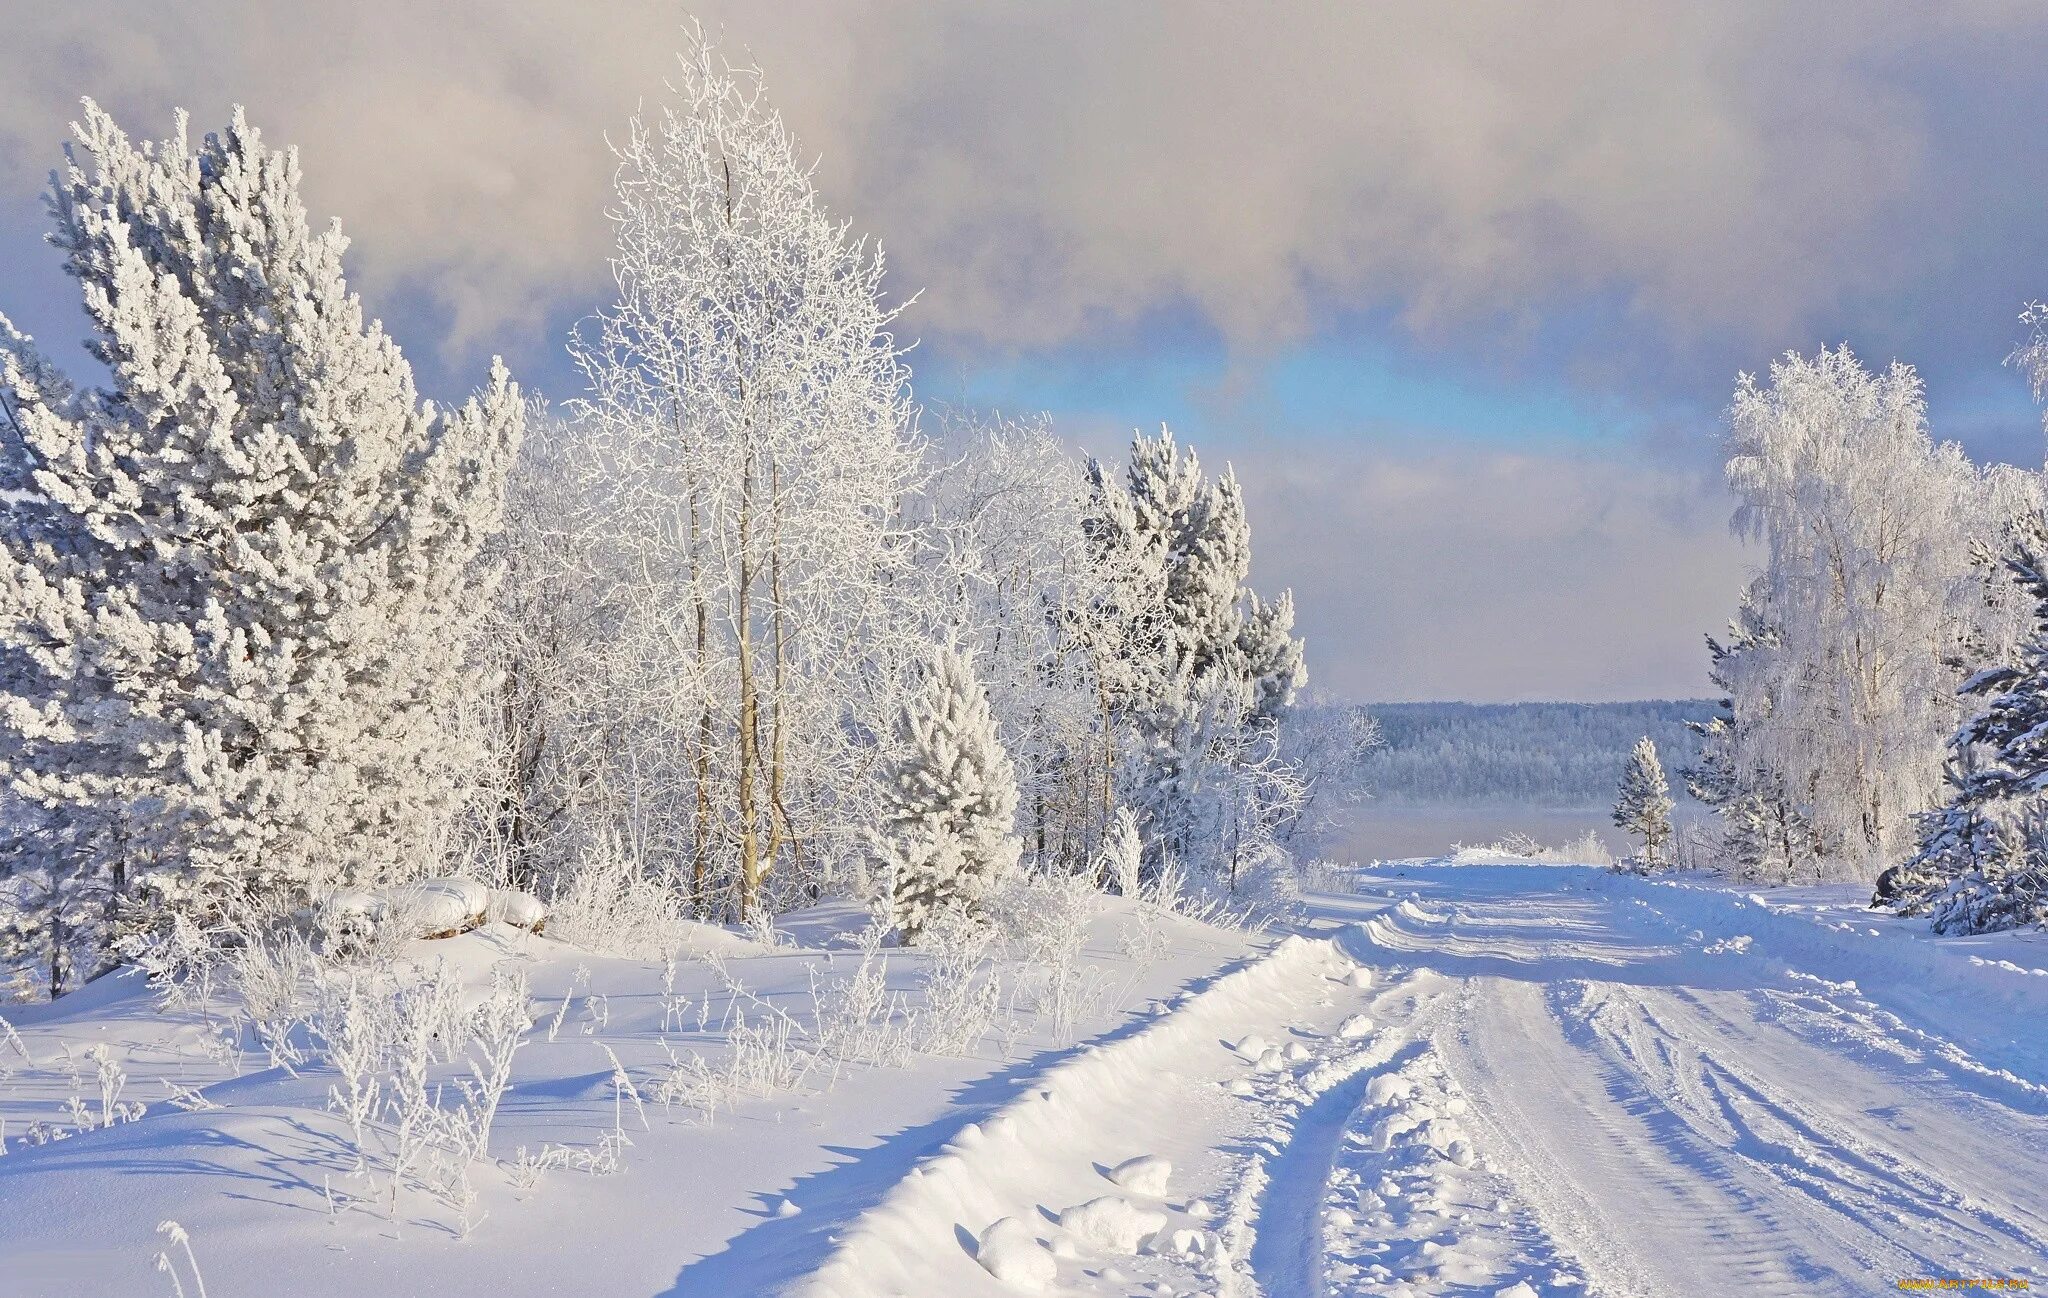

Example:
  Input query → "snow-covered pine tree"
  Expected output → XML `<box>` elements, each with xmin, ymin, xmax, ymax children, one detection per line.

<box><xmin>872</xmin><ymin>643</ymin><xmax>1023</xmax><ymax>943</ymax></box>
<box><xmin>1612</xmin><ymin>737</ymin><xmax>1675</xmax><ymax>872</ymax></box>
<box><xmin>1079</xmin><ymin>427</ymin><xmax>1305</xmax><ymax>884</ymax></box>
<box><xmin>0</xmin><ymin>103</ymin><xmax>521</xmax><ymax>976</ymax></box>
<box><xmin>1889</xmin><ymin>513</ymin><xmax>2048</xmax><ymax>933</ymax></box>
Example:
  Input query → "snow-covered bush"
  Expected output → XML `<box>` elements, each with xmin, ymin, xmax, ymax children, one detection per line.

<box><xmin>543</xmin><ymin>848</ymin><xmax>691</xmax><ymax>960</ymax></box>
<box><xmin>811</xmin><ymin>922</ymin><xmax>913</xmax><ymax>1068</ymax></box>
<box><xmin>1452</xmin><ymin>831</ymin><xmax>1614</xmax><ymax>867</ymax></box>
<box><xmin>1095</xmin><ymin>808</ymin><xmax>1143</xmax><ymax>896</ymax></box>
<box><xmin>912</xmin><ymin>908</ymin><xmax>1002</xmax><ymax>1056</ymax></box>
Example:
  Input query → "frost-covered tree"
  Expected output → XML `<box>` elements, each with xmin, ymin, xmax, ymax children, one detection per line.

<box><xmin>567</xmin><ymin>35</ymin><xmax>923</xmax><ymax>919</ymax></box>
<box><xmin>1078</xmin><ymin>426</ymin><xmax>1306</xmax><ymax>888</ymax></box>
<box><xmin>0</xmin><ymin>104</ymin><xmax>520</xmax><ymax>977</ymax></box>
<box><xmin>1687</xmin><ymin>597</ymin><xmax>1826</xmax><ymax>883</ymax></box>
<box><xmin>920</xmin><ymin>412</ymin><xmax>1102</xmax><ymax>869</ymax></box>
<box><xmin>872</xmin><ymin>643</ymin><xmax>1022</xmax><ymax>943</ymax></box>
<box><xmin>1705</xmin><ymin>346</ymin><xmax>2013</xmax><ymax>882</ymax></box>
<box><xmin>1612</xmin><ymin>737</ymin><xmax>1675</xmax><ymax>870</ymax></box>
<box><xmin>1890</xmin><ymin>512</ymin><xmax>2048</xmax><ymax>933</ymax></box>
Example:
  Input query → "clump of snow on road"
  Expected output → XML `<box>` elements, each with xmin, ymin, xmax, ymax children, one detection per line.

<box><xmin>1059</xmin><ymin>1195</ymin><xmax>1167</xmax><ymax>1253</ymax></box>
<box><xmin>977</xmin><ymin>1217</ymin><xmax>1057</xmax><ymax>1290</ymax></box>
<box><xmin>1107</xmin><ymin>1153</ymin><xmax>1173</xmax><ymax>1197</ymax></box>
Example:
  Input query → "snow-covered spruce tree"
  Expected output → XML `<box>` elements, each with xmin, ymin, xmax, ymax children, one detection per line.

<box><xmin>1708</xmin><ymin>346</ymin><xmax>2016</xmax><ymax>882</ymax></box>
<box><xmin>872</xmin><ymin>643</ymin><xmax>1022</xmax><ymax>943</ymax></box>
<box><xmin>567</xmin><ymin>35</ymin><xmax>923</xmax><ymax>920</ymax></box>
<box><xmin>1889</xmin><ymin>513</ymin><xmax>2048</xmax><ymax>933</ymax></box>
<box><xmin>1078</xmin><ymin>427</ymin><xmax>1306</xmax><ymax>888</ymax></box>
<box><xmin>1612</xmin><ymin>737</ymin><xmax>1675</xmax><ymax>872</ymax></box>
<box><xmin>0</xmin><ymin>104</ymin><xmax>521</xmax><ymax>978</ymax></box>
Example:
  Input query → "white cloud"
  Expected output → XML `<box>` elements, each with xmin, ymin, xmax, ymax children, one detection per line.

<box><xmin>1235</xmin><ymin>440</ymin><xmax>1749</xmax><ymax>701</ymax></box>
<box><xmin>2</xmin><ymin>1</ymin><xmax>2043</xmax><ymax>369</ymax></box>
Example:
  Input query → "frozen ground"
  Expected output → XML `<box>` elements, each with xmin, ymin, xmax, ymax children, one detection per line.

<box><xmin>2</xmin><ymin>864</ymin><xmax>2043</xmax><ymax>1297</ymax></box>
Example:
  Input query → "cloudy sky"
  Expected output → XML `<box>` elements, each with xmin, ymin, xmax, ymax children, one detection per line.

<box><xmin>5</xmin><ymin>2</ymin><xmax>2048</xmax><ymax>702</ymax></box>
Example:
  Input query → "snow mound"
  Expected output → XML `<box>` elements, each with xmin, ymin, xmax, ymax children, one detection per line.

<box><xmin>1338</xmin><ymin>1014</ymin><xmax>1374</xmax><ymax>1039</ymax></box>
<box><xmin>1108</xmin><ymin>1154</ymin><xmax>1173</xmax><ymax>1197</ymax></box>
<box><xmin>1346</xmin><ymin>966</ymin><xmax>1374</xmax><ymax>988</ymax></box>
<box><xmin>978</xmin><ymin>1217</ymin><xmax>1057</xmax><ymax>1291</ymax></box>
<box><xmin>488</xmin><ymin>888</ymin><xmax>547</xmax><ymax>931</ymax></box>
<box><xmin>1365</xmin><ymin>1074</ymin><xmax>1414</xmax><ymax>1106</ymax></box>
<box><xmin>392</xmin><ymin>877</ymin><xmax>489</xmax><ymax>937</ymax></box>
<box><xmin>1059</xmin><ymin>1196</ymin><xmax>1167</xmax><ymax>1254</ymax></box>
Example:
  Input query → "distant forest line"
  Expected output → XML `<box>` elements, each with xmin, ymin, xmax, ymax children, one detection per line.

<box><xmin>1355</xmin><ymin>699</ymin><xmax>1717</xmax><ymax>807</ymax></box>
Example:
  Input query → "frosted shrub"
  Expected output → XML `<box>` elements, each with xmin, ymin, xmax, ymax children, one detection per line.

<box><xmin>85</xmin><ymin>1044</ymin><xmax>128</xmax><ymax>1130</ymax></box>
<box><xmin>725</xmin><ymin>1011</ymin><xmax>812</xmax><ymax>1098</ymax></box>
<box><xmin>913</xmin><ymin>908</ymin><xmax>1000</xmax><ymax>1056</ymax></box>
<box><xmin>225</xmin><ymin>928</ymin><xmax>319</xmax><ymax>1073</ymax></box>
<box><xmin>1297</xmin><ymin>859</ymin><xmax>1358</xmax><ymax>895</ymax></box>
<box><xmin>311</xmin><ymin>960</ymin><xmax>532</xmax><ymax>1225</ymax></box>
<box><xmin>315</xmin><ymin>974</ymin><xmax>388</xmax><ymax>1175</ymax></box>
<box><xmin>812</xmin><ymin>923</ymin><xmax>912</xmax><ymax>1068</ymax></box>
<box><xmin>987</xmin><ymin>868</ymin><xmax>1104</xmax><ymax>1043</ymax></box>
<box><xmin>1096</xmin><ymin>808</ymin><xmax>1142</xmax><ymax>897</ymax></box>
<box><xmin>1453</xmin><ymin>831</ymin><xmax>1613</xmax><ymax>867</ymax></box>
<box><xmin>546</xmin><ymin>852</ymin><xmax>690</xmax><ymax>960</ymax></box>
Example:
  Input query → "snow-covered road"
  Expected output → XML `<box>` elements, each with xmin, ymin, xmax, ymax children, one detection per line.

<box><xmin>1299</xmin><ymin>865</ymin><xmax>2048</xmax><ymax>1297</ymax></box>
<box><xmin>808</xmin><ymin>863</ymin><xmax>2048</xmax><ymax>1297</ymax></box>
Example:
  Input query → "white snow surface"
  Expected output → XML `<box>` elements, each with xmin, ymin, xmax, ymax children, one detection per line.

<box><xmin>3</xmin><ymin>862</ymin><xmax>2046</xmax><ymax>1297</ymax></box>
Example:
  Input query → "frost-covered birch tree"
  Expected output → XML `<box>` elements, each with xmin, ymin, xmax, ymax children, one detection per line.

<box><xmin>567</xmin><ymin>35</ymin><xmax>923</xmax><ymax>919</ymax></box>
<box><xmin>1706</xmin><ymin>346</ymin><xmax>2011</xmax><ymax>881</ymax></box>
<box><xmin>0</xmin><ymin>104</ymin><xmax>520</xmax><ymax>980</ymax></box>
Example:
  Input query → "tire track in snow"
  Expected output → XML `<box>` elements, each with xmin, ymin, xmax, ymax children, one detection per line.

<box><xmin>1371</xmin><ymin>874</ymin><xmax>2048</xmax><ymax>1297</ymax></box>
<box><xmin>795</xmin><ymin>931</ymin><xmax>1377</xmax><ymax>1298</ymax></box>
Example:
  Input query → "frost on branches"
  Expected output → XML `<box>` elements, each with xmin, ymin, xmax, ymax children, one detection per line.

<box><xmin>920</xmin><ymin>412</ymin><xmax>1102</xmax><ymax>871</ymax></box>
<box><xmin>1077</xmin><ymin>426</ymin><xmax>1307</xmax><ymax>891</ymax></box>
<box><xmin>564</xmin><ymin>36</ymin><xmax>922</xmax><ymax>921</ymax></box>
<box><xmin>1695</xmin><ymin>346</ymin><xmax>2029</xmax><ymax>884</ymax></box>
<box><xmin>1889</xmin><ymin>512</ymin><xmax>2048</xmax><ymax>934</ymax></box>
<box><xmin>871</xmin><ymin>643</ymin><xmax>1023</xmax><ymax>943</ymax></box>
<box><xmin>0</xmin><ymin>103</ymin><xmax>521</xmax><ymax>983</ymax></box>
<box><xmin>1612</xmin><ymin>736</ymin><xmax>1674</xmax><ymax>873</ymax></box>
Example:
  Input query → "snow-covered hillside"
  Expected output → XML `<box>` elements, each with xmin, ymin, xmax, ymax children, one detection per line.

<box><xmin>3</xmin><ymin>862</ymin><xmax>2042</xmax><ymax>1297</ymax></box>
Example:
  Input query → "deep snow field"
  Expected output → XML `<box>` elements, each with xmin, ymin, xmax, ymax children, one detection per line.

<box><xmin>2</xmin><ymin>862</ymin><xmax>2044</xmax><ymax>1298</ymax></box>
